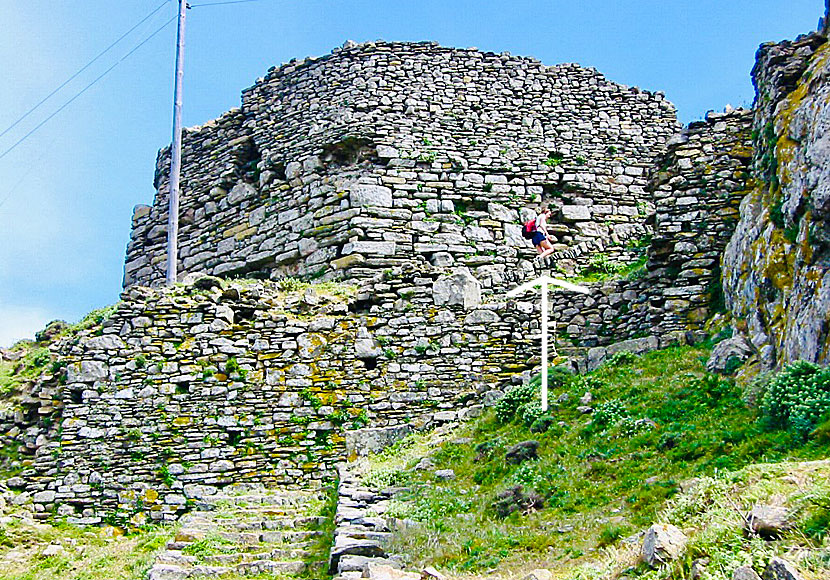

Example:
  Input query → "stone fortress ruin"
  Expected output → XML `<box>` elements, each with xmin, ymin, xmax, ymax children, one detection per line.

<box><xmin>8</xmin><ymin>5</ymin><xmax>830</xmax><ymax>574</ymax></box>
<box><xmin>16</xmin><ymin>38</ymin><xmax>758</xmax><ymax>522</ymax></box>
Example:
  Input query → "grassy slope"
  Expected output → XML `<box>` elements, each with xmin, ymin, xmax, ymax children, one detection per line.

<box><xmin>358</xmin><ymin>346</ymin><xmax>830</xmax><ymax>579</ymax></box>
<box><xmin>0</xmin><ymin>513</ymin><xmax>173</xmax><ymax>580</ymax></box>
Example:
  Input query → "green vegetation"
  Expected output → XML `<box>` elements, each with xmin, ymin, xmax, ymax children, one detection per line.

<box><xmin>543</xmin><ymin>153</ymin><xmax>565</xmax><ymax>167</ymax></box>
<box><xmin>570</xmin><ymin>252</ymin><xmax>648</xmax><ymax>284</ymax></box>
<box><xmin>0</xmin><ymin>514</ymin><xmax>173</xmax><ymax>580</ymax></box>
<box><xmin>0</xmin><ymin>346</ymin><xmax>52</xmax><ymax>397</ymax></box>
<box><xmin>359</xmin><ymin>346</ymin><xmax>830</xmax><ymax>577</ymax></box>
<box><xmin>760</xmin><ymin>360</ymin><xmax>830</xmax><ymax>439</ymax></box>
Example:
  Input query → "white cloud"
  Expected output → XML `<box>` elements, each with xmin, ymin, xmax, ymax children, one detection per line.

<box><xmin>0</xmin><ymin>304</ymin><xmax>52</xmax><ymax>348</ymax></box>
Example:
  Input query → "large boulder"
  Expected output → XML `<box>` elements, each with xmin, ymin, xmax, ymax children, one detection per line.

<box><xmin>706</xmin><ymin>335</ymin><xmax>754</xmax><ymax>374</ymax></box>
<box><xmin>642</xmin><ymin>524</ymin><xmax>687</xmax><ymax>567</ymax></box>
<box><xmin>432</xmin><ymin>268</ymin><xmax>481</xmax><ymax>310</ymax></box>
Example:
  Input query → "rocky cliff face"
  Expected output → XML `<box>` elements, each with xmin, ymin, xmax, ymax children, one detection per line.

<box><xmin>723</xmin><ymin>11</ymin><xmax>830</xmax><ymax>368</ymax></box>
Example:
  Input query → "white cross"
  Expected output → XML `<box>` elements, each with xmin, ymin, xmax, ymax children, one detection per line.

<box><xmin>507</xmin><ymin>276</ymin><xmax>590</xmax><ymax>411</ymax></box>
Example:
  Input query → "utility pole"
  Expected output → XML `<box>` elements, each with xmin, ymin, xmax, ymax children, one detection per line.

<box><xmin>507</xmin><ymin>276</ymin><xmax>589</xmax><ymax>411</ymax></box>
<box><xmin>166</xmin><ymin>0</ymin><xmax>188</xmax><ymax>285</ymax></box>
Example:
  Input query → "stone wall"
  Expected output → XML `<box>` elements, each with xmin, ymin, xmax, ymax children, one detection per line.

<box><xmin>17</xmin><ymin>274</ymin><xmax>539</xmax><ymax>523</ymax></box>
<box><xmin>124</xmin><ymin>41</ymin><xmax>679</xmax><ymax>289</ymax></box>
<box><xmin>16</xmin><ymin>103</ymin><xmax>758</xmax><ymax>520</ymax></box>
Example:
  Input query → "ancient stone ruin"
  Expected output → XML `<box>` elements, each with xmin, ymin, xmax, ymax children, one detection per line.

<box><xmin>5</xmin><ymin>4</ymin><xmax>830</xmax><ymax>575</ymax></box>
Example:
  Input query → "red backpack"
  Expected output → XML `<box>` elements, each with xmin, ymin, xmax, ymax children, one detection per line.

<box><xmin>521</xmin><ymin>218</ymin><xmax>537</xmax><ymax>239</ymax></box>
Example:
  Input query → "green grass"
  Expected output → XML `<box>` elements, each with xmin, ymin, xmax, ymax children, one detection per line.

<box><xmin>362</xmin><ymin>346</ymin><xmax>830</xmax><ymax>577</ymax></box>
<box><xmin>0</xmin><ymin>516</ymin><xmax>174</xmax><ymax>580</ymax></box>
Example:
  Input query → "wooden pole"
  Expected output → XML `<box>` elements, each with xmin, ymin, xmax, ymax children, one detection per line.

<box><xmin>166</xmin><ymin>0</ymin><xmax>187</xmax><ymax>285</ymax></box>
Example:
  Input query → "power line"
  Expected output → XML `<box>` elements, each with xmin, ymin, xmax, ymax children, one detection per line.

<box><xmin>0</xmin><ymin>0</ymin><xmax>171</xmax><ymax>143</ymax></box>
<box><xmin>0</xmin><ymin>15</ymin><xmax>178</xmax><ymax>163</ymax></box>
<box><xmin>190</xmin><ymin>0</ymin><xmax>265</xmax><ymax>7</ymax></box>
<box><xmin>0</xmin><ymin>150</ymin><xmax>48</xmax><ymax>213</ymax></box>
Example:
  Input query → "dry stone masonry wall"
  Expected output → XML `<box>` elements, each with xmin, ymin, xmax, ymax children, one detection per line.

<box><xmin>5</xmin><ymin>36</ymin><xmax>781</xmax><ymax>525</ymax></box>
<box><xmin>125</xmin><ymin>41</ymin><xmax>679</xmax><ymax>289</ymax></box>
<box><xmin>17</xmin><ymin>276</ymin><xmax>537</xmax><ymax>523</ymax></box>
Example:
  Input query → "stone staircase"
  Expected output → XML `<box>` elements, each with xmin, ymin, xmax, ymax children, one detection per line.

<box><xmin>147</xmin><ymin>484</ymin><xmax>333</xmax><ymax>580</ymax></box>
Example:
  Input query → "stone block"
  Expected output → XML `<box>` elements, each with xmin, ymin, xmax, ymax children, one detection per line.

<box><xmin>642</xmin><ymin>524</ymin><xmax>687</xmax><ymax>567</ymax></box>
<box><xmin>350</xmin><ymin>184</ymin><xmax>393</xmax><ymax>208</ymax></box>
<box><xmin>561</xmin><ymin>205</ymin><xmax>591</xmax><ymax>221</ymax></box>
<box><xmin>432</xmin><ymin>268</ymin><xmax>481</xmax><ymax>310</ymax></box>
<box><xmin>346</xmin><ymin>425</ymin><xmax>413</xmax><ymax>457</ymax></box>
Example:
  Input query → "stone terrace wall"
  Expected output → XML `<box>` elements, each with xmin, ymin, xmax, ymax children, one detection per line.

<box><xmin>20</xmin><ymin>277</ymin><xmax>536</xmax><ymax>523</ymax></box>
<box><xmin>125</xmin><ymin>41</ymin><xmax>679</xmax><ymax>289</ymax></box>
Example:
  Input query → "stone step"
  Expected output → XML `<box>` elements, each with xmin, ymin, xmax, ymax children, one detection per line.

<box><xmin>167</xmin><ymin>531</ymin><xmax>323</xmax><ymax>552</ymax></box>
<box><xmin>147</xmin><ymin>563</ymin><xmax>230</xmax><ymax>580</ymax></box>
<box><xmin>147</xmin><ymin>485</ymin><xmax>333</xmax><ymax>580</ymax></box>
<box><xmin>181</xmin><ymin>513</ymin><xmax>327</xmax><ymax>530</ymax></box>
<box><xmin>161</xmin><ymin>546</ymin><xmax>315</xmax><ymax>567</ymax></box>
<box><xmin>209</xmin><ymin>493</ymin><xmax>324</xmax><ymax>506</ymax></box>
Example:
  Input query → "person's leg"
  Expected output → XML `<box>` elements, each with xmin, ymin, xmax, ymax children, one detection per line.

<box><xmin>537</xmin><ymin>238</ymin><xmax>555</xmax><ymax>259</ymax></box>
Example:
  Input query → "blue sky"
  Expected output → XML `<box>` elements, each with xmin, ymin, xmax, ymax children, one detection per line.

<box><xmin>0</xmin><ymin>0</ymin><xmax>823</xmax><ymax>346</ymax></box>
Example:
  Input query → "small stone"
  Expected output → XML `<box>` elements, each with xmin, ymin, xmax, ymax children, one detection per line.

<box><xmin>520</xmin><ymin>570</ymin><xmax>553</xmax><ymax>580</ymax></box>
<box><xmin>733</xmin><ymin>566</ymin><xmax>762</xmax><ymax>580</ymax></box>
<box><xmin>762</xmin><ymin>558</ymin><xmax>804</xmax><ymax>580</ymax></box>
<box><xmin>421</xmin><ymin>567</ymin><xmax>447</xmax><ymax>580</ymax></box>
<box><xmin>642</xmin><ymin>524</ymin><xmax>687</xmax><ymax>567</ymax></box>
<box><xmin>42</xmin><ymin>544</ymin><xmax>64</xmax><ymax>557</ymax></box>
<box><xmin>434</xmin><ymin>469</ymin><xmax>455</xmax><ymax>480</ymax></box>
<box><xmin>747</xmin><ymin>504</ymin><xmax>792</xmax><ymax>538</ymax></box>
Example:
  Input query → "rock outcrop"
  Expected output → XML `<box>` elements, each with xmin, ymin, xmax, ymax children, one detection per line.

<box><xmin>724</xmin><ymin>4</ymin><xmax>830</xmax><ymax>367</ymax></box>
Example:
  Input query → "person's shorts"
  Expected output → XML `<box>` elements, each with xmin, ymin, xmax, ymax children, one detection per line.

<box><xmin>532</xmin><ymin>231</ymin><xmax>546</xmax><ymax>246</ymax></box>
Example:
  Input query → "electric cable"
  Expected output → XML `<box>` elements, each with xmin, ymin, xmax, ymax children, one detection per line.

<box><xmin>0</xmin><ymin>14</ymin><xmax>178</xmax><ymax>163</ymax></box>
<box><xmin>0</xmin><ymin>0</ymin><xmax>171</xmax><ymax>142</ymax></box>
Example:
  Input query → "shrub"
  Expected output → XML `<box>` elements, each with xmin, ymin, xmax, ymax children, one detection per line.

<box><xmin>606</xmin><ymin>351</ymin><xmax>637</xmax><ymax>367</ymax></box>
<box><xmin>591</xmin><ymin>399</ymin><xmax>628</xmax><ymax>429</ymax></box>
<box><xmin>518</xmin><ymin>400</ymin><xmax>546</xmax><ymax>427</ymax></box>
<box><xmin>490</xmin><ymin>485</ymin><xmax>544</xmax><ymax>518</ymax></box>
<box><xmin>495</xmin><ymin>383</ymin><xmax>537</xmax><ymax>423</ymax></box>
<box><xmin>760</xmin><ymin>360</ymin><xmax>830</xmax><ymax>438</ymax></box>
<box><xmin>597</xmin><ymin>523</ymin><xmax>629</xmax><ymax>547</ymax></box>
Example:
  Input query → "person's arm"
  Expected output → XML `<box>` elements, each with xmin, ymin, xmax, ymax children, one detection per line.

<box><xmin>536</xmin><ymin>214</ymin><xmax>549</xmax><ymax>236</ymax></box>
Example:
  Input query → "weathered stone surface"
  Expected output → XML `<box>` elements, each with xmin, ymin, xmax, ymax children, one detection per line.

<box><xmin>432</xmin><ymin>268</ymin><xmax>481</xmax><ymax>310</ymax></box>
<box><xmin>733</xmin><ymin>566</ymin><xmax>762</xmax><ymax>580</ymax></box>
<box><xmin>747</xmin><ymin>504</ymin><xmax>792</xmax><ymax>538</ymax></box>
<box><xmin>723</xmin><ymin>29</ymin><xmax>830</xmax><ymax>368</ymax></box>
<box><xmin>228</xmin><ymin>182</ymin><xmax>257</xmax><ymax>205</ymax></box>
<box><xmin>350</xmin><ymin>184</ymin><xmax>393</xmax><ymax>208</ymax></box>
<box><xmin>707</xmin><ymin>335</ymin><xmax>754</xmax><ymax>374</ymax></box>
<box><xmin>365</xmin><ymin>563</ymin><xmax>419</xmax><ymax>580</ymax></box>
<box><xmin>66</xmin><ymin>360</ymin><xmax>108</xmax><ymax>383</ymax></box>
<box><xmin>762</xmin><ymin>558</ymin><xmax>804</xmax><ymax>580</ymax></box>
<box><xmin>329</xmin><ymin>538</ymin><xmax>386</xmax><ymax>574</ymax></box>
<box><xmin>346</xmin><ymin>426</ymin><xmax>413</xmax><ymax>457</ymax></box>
<box><xmin>520</xmin><ymin>570</ymin><xmax>554</xmax><ymax>580</ymax></box>
<box><xmin>642</xmin><ymin>524</ymin><xmax>687</xmax><ymax>567</ymax></box>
